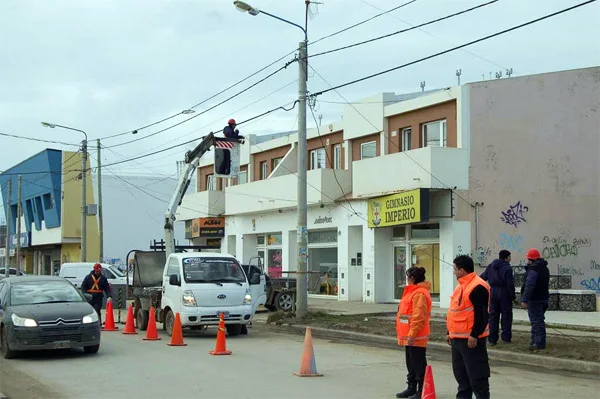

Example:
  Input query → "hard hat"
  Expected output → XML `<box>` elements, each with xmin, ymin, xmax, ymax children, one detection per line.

<box><xmin>93</xmin><ymin>263</ymin><xmax>102</xmax><ymax>271</ymax></box>
<box><xmin>228</xmin><ymin>118</ymin><xmax>236</xmax><ymax>125</ymax></box>
<box><xmin>526</xmin><ymin>248</ymin><xmax>541</xmax><ymax>260</ymax></box>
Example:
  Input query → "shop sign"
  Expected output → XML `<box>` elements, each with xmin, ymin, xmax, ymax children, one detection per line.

<box><xmin>314</xmin><ymin>216</ymin><xmax>333</xmax><ymax>224</ymax></box>
<box><xmin>198</xmin><ymin>218</ymin><xmax>225</xmax><ymax>238</ymax></box>
<box><xmin>367</xmin><ymin>188</ymin><xmax>429</xmax><ymax>228</ymax></box>
<box><xmin>206</xmin><ymin>239</ymin><xmax>221</xmax><ymax>248</ymax></box>
<box><xmin>185</xmin><ymin>220</ymin><xmax>193</xmax><ymax>239</ymax></box>
<box><xmin>191</xmin><ymin>219</ymin><xmax>200</xmax><ymax>238</ymax></box>
<box><xmin>8</xmin><ymin>232</ymin><xmax>31</xmax><ymax>250</ymax></box>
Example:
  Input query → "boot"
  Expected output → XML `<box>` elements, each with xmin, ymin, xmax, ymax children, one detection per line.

<box><xmin>396</xmin><ymin>382</ymin><xmax>417</xmax><ymax>398</ymax></box>
<box><xmin>407</xmin><ymin>381</ymin><xmax>422</xmax><ymax>399</ymax></box>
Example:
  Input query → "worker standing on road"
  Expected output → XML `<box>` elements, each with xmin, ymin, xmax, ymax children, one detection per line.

<box><xmin>81</xmin><ymin>263</ymin><xmax>112</xmax><ymax>325</ymax></box>
<box><xmin>447</xmin><ymin>255</ymin><xmax>491</xmax><ymax>399</ymax></box>
<box><xmin>395</xmin><ymin>266</ymin><xmax>432</xmax><ymax>399</ymax></box>
<box><xmin>521</xmin><ymin>248</ymin><xmax>550</xmax><ymax>351</ymax></box>
<box><xmin>480</xmin><ymin>249</ymin><xmax>515</xmax><ymax>345</ymax></box>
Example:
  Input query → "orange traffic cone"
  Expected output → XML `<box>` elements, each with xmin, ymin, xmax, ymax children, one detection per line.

<box><xmin>122</xmin><ymin>304</ymin><xmax>137</xmax><ymax>335</ymax></box>
<box><xmin>167</xmin><ymin>312</ymin><xmax>187</xmax><ymax>346</ymax></box>
<box><xmin>143</xmin><ymin>307</ymin><xmax>161</xmax><ymax>341</ymax></box>
<box><xmin>422</xmin><ymin>365</ymin><xmax>437</xmax><ymax>399</ymax></box>
<box><xmin>102</xmin><ymin>300</ymin><xmax>118</xmax><ymax>331</ymax></box>
<box><xmin>209</xmin><ymin>312</ymin><xmax>232</xmax><ymax>355</ymax></box>
<box><xmin>293</xmin><ymin>327</ymin><xmax>323</xmax><ymax>377</ymax></box>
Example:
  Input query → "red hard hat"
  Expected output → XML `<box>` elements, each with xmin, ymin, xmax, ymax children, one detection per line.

<box><xmin>93</xmin><ymin>263</ymin><xmax>102</xmax><ymax>271</ymax></box>
<box><xmin>526</xmin><ymin>248</ymin><xmax>541</xmax><ymax>260</ymax></box>
<box><xmin>228</xmin><ymin>118</ymin><xmax>236</xmax><ymax>125</ymax></box>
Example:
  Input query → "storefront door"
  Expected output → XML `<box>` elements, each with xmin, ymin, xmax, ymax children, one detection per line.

<box><xmin>411</xmin><ymin>244</ymin><xmax>440</xmax><ymax>294</ymax></box>
<box><xmin>393</xmin><ymin>246</ymin><xmax>408</xmax><ymax>300</ymax></box>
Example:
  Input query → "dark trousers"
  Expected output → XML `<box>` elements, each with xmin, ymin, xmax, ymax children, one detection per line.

<box><xmin>488</xmin><ymin>290</ymin><xmax>513</xmax><ymax>344</ymax></box>
<box><xmin>527</xmin><ymin>300</ymin><xmax>548</xmax><ymax>349</ymax></box>
<box><xmin>451</xmin><ymin>338</ymin><xmax>490</xmax><ymax>399</ymax></box>
<box><xmin>404</xmin><ymin>346</ymin><xmax>427</xmax><ymax>385</ymax></box>
<box><xmin>89</xmin><ymin>295</ymin><xmax>103</xmax><ymax>324</ymax></box>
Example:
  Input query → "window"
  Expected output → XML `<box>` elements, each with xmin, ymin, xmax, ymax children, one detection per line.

<box><xmin>411</xmin><ymin>223</ymin><xmax>440</xmax><ymax>239</ymax></box>
<box><xmin>260</xmin><ymin>161</ymin><xmax>268</xmax><ymax>180</ymax></box>
<box><xmin>402</xmin><ymin>128</ymin><xmax>412</xmax><ymax>151</ymax></box>
<box><xmin>333</xmin><ymin>144</ymin><xmax>342</xmax><ymax>169</ymax></box>
<box><xmin>166</xmin><ymin>257</ymin><xmax>180</xmax><ymax>277</ymax></box>
<box><xmin>43</xmin><ymin>193</ymin><xmax>54</xmax><ymax>210</ymax></box>
<box><xmin>272</xmin><ymin>157</ymin><xmax>283</xmax><ymax>170</ymax></box>
<box><xmin>308</xmin><ymin>229</ymin><xmax>338</xmax><ymax>244</ymax></box>
<box><xmin>237</xmin><ymin>170</ymin><xmax>248</xmax><ymax>185</ymax></box>
<box><xmin>310</xmin><ymin>148</ymin><xmax>326</xmax><ymax>169</ymax></box>
<box><xmin>422</xmin><ymin>120</ymin><xmax>447</xmax><ymax>148</ymax></box>
<box><xmin>102</xmin><ymin>269</ymin><xmax>116</xmax><ymax>280</ymax></box>
<box><xmin>206</xmin><ymin>175</ymin><xmax>216</xmax><ymax>191</ymax></box>
<box><xmin>182</xmin><ymin>257</ymin><xmax>245</xmax><ymax>283</ymax></box>
<box><xmin>10</xmin><ymin>281</ymin><xmax>84</xmax><ymax>306</ymax></box>
<box><xmin>360</xmin><ymin>141</ymin><xmax>377</xmax><ymax>159</ymax></box>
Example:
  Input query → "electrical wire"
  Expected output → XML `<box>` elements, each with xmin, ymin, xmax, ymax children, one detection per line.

<box><xmin>0</xmin><ymin>132</ymin><xmax>80</xmax><ymax>147</ymax></box>
<box><xmin>310</xmin><ymin>0</ymin><xmax>597</xmax><ymax>97</ymax></box>
<box><xmin>309</xmin><ymin>0</ymin><xmax>500</xmax><ymax>58</ymax></box>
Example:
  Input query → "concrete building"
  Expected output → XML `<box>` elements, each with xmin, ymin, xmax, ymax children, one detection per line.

<box><xmin>178</xmin><ymin>66</ymin><xmax>599</xmax><ymax>308</ymax></box>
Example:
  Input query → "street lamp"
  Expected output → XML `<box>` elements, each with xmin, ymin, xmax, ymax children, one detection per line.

<box><xmin>41</xmin><ymin>121</ymin><xmax>89</xmax><ymax>262</ymax></box>
<box><xmin>233</xmin><ymin>0</ymin><xmax>309</xmax><ymax>318</ymax></box>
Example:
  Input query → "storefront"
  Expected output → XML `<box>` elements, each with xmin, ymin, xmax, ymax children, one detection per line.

<box><xmin>185</xmin><ymin>217</ymin><xmax>225</xmax><ymax>252</ymax></box>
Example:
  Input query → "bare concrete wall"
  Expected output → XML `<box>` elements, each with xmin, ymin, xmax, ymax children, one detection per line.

<box><xmin>466</xmin><ymin>67</ymin><xmax>600</xmax><ymax>293</ymax></box>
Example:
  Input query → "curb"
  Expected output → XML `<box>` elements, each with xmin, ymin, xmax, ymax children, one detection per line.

<box><xmin>258</xmin><ymin>321</ymin><xmax>600</xmax><ymax>376</ymax></box>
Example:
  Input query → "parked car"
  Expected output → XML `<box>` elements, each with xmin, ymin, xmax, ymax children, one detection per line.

<box><xmin>0</xmin><ymin>268</ymin><xmax>27</xmax><ymax>279</ymax></box>
<box><xmin>0</xmin><ymin>275</ymin><xmax>102</xmax><ymax>359</ymax></box>
<box><xmin>58</xmin><ymin>262</ymin><xmax>130</xmax><ymax>289</ymax></box>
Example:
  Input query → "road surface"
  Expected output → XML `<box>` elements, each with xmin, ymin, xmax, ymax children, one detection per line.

<box><xmin>0</xmin><ymin>325</ymin><xmax>598</xmax><ymax>398</ymax></box>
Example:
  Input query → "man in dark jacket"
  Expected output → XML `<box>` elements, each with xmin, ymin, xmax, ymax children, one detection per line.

<box><xmin>223</xmin><ymin>118</ymin><xmax>244</xmax><ymax>140</ymax></box>
<box><xmin>81</xmin><ymin>263</ymin><xmax>112</xmax><ymax>325</ymax></box>
<box><xmin>480</xmin><ymin>249</ymin><xmax>515</xmax><ymax>345</ymax></box>
<box><xmin>521</xmin><ymin>248</ymin><xmax>550</xmax><ymax>351</ymax></box>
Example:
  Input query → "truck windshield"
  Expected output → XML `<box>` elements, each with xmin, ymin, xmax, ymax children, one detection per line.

<box><xmin>182</xmin><ymin>257</ymin><xmax>246</xmax><ymax>284</ymax></box>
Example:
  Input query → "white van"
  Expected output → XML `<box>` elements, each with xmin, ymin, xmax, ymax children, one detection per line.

<box><xmin>59</xmin><ymin>262</ymin><xmax>130</xmax><ymax>289</ymax></box>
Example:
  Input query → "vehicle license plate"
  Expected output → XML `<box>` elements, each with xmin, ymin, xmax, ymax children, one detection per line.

<box><xmin>53</xmin><ymin>340</ymin><xmax>70</xmax><ymax>349</ymax></box>
<box><xmin>217</xmin><ymin>311</ymin><xmax>229</xmax><ymax>318</ymax></box>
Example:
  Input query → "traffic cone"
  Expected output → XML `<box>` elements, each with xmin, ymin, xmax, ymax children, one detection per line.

<box><xmin>209</xmin><ymin>312</ymin><xmax>232</xmax><ymax>355</ymax></box>
<box><xmin>293</xmin><ymin>327</ymin><xmax>323</xmax><ymax>377</ymax></box>
<box><xmin>167</xmin><ymin>312</ymin><xmax>187</xmax><ymax>346</ymax></box>
<box><xmin>143</xmin><ymin>307</ymin><xmax>161</xmax><ymax>341</ymax></box>
<box><xmin>422</xmin><ymin>365</ymin><xmax>437</xmax><ymax>399</ymax></box>
<box><xmin>122</xmin><ymin>304</ymin><xmax>137</xmax><ymax>335</ymax></box>
<box><xmin>102</xmin><ymin>300</ymin><xmax>118</xmax><ymax>331</ymax></box>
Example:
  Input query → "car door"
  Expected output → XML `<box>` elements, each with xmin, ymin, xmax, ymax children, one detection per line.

<box><xmin>161</xmin><ymin>257</ymin><xmax>182</xmax><ymax>313</ymax></box>
<box><xmin>0</xmin><ymin>281</ymin><xmax>7</xmax><ymax>320</ymax></box>
<box><xmin>247</xmin><ymin>265</ymin><xmax>267</xmax><ymax>315</ymax></box>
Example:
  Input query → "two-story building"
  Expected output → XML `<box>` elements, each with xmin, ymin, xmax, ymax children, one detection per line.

<box><xmin>178</xmin><ymin>66</ymin><xmax>600</xmax><ymax>308</ymax></box>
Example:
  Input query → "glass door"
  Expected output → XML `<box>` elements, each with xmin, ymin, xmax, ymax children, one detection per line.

<box><xmin>411</xmin><ymin>244</ymin><xmax>440</xmax><ymax>294</ymax></box>
<box><xmin>394</xmin><ymin>246</ymin><xmax>408</xmax><ymax>299</ymax></box>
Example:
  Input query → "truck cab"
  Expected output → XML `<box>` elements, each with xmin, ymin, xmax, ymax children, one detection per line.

<box><xmin>160</xmin><ymin>252</ymin><xmax>264</xmax><ymax>336</ymax></box>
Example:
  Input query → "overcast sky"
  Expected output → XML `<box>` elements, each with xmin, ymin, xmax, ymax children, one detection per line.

<box><xmin>1</xmin><ymin>0</ymin><xmax>598</xmax><ymax>189</ymax></box>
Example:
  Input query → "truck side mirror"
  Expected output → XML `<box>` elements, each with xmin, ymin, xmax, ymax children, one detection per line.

<box><xmin>169</xmin><ymin>274</ymin><xmax>181</xmax><ymax>286</ymax></box>
<box><xmin>250</xmin><ymin>274</ymin><xmax>260</xmax><ymax>285</ymax></box>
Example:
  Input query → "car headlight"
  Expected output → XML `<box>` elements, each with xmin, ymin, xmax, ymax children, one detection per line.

<box><xmin>182</xmin><ymin>290</ymin><xmax>197</xmax><ymax>307</ymax></box>
<box><xmin>243</xmin><ymin>293</ymin><xmax>252</xmax><ymax>304</ymax></box>
<box><xmin>12</xmin><ymin>313</ymin><xmax>37</xmax><ymax>327</ymax></box>
<box><xmin>82</xmin><ymin>311</ymin><xmax>99</xmax><ymax>324</ymax></box>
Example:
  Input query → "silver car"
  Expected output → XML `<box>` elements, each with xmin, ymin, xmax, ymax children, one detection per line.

<box><xmin>0</xmin><ymin>275</ymin><xmax>101</xmax><ymax>359</ymax></box>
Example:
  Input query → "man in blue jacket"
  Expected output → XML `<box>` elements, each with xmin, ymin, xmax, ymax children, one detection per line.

<box><xmin>481</xmin><ymin>250</ymin><xmax>515</xmax><ymax>345</ymax></box>
<box><xmin>521</xmin><ymin>248</ymin><xmax>550</xmax><ymax>351</ymax></box>
<box><xmin>81</xmin><ymin>263</ymin><xmax>112</xmax><ymax>325</ymax></box>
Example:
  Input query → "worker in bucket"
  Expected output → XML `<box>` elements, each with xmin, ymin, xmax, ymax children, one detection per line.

<box><xmin>81</xmin><ymin>263</ymin><xmax>112</xmax><ymax>325</ymax></box>
<box><xmin>223</xmin><ymin>118</ymin><xmax>245</xmax><ymax>141</ymax></box>
<box><xmin>395</xmin><ymin>266</ymin><xmax>432</xmax><ymax>399</ymax></box>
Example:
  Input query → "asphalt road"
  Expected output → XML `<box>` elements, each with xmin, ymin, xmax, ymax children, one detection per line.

<box><xmin>0</xmin><ymin>325</ymin><xmax>598</xmax><ymax>399</ymax></box>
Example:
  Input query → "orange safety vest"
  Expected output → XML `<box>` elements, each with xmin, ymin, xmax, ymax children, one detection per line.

<box><xmin>396</xmin><ymin>283</ymin><xmax>432</xmax><ymax>347</ymax></box>
<box><xmin>87</xmin><ymin>274</ymin><xmax>103</xmax><ymax>294</ymax></box>
<box><xmin>447</xmin><ymin>272</ymin><xmax>490</xmax><ymax>339</ymax></box>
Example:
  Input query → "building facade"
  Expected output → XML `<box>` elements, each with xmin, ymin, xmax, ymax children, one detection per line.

<box><xmin>177</xmin><ymin>66</ymin><xmax>600</xmax><ymax>307</ymax></box>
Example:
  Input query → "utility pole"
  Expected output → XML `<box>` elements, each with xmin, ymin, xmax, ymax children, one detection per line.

<box><xmin>15</xmin><ymin>175</ymin><xmax>22</xmax><ymax>275</ymax></box>
<box><xmin>81</xmin><ymin>139</ymin><xmax>88</xmax><ymax>262</ymax></box>
<box><xmin>4</xmin><ymin>179</ymin><xmax>11</xmax><ymax>277</ymax></box>
<box><xmin>97</xmin><ymin>139</ymin><xmax>104</xmax><ymax>262</ymax></box>
<box><xmin>456</xmin><ymin>69</ymin><xmax>462</xmax><ymax>86</ymax></box>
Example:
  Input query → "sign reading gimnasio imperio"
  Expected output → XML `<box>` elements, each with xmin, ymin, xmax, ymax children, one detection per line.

<box><xmin>367</xmin><ymin>188</ymin><xmax>429</xmax><ymax>228</ymax></box>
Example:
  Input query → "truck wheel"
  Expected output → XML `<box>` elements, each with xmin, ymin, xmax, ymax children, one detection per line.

<box><xmin>165</xmin><ymin>310</ymin><xmax>174</xmax><ymax>337</ymax></box>
<box><xmin>275</xmin><ymin>291</ymin><xmax>294</xmax><ymax>312</ymax></box>
<box><xmin>226</xmin><ymin>324</ymin><xmax>243</xmax><ymax>336</ymax></box>
<box><xmin>137</xmin><ymin>309</ymin><xmax>149</xmax><ymax>331</ymax></box>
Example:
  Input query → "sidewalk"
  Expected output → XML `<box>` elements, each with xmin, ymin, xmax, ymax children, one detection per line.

<box><xmin>307</xmin><ymin>297</ymin><xmax>600</xmax><ymax>330</ymax></box>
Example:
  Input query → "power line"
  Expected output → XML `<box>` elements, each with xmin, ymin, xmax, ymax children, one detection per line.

<box><xmin>310</xmin><ymin>0</ymin><xmax>596</xmax><ymax>97</ymax></box>
<box><xmin>310</xmin><ymin>0</ymin><xmax>500</xmax><ymax>58</ymax></box>
<box><xmin>0</xmin><ymin>132</ymin><xmax>80</xmax><ymax>147</ymax></box>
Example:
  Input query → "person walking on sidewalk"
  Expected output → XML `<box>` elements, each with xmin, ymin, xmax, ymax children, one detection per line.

<box><xmin>447</xmin><ymin>255</ymin><xmax>491</xmax><ymax>399</ymax></box>
<box><xmin>521</xmin><ymin>248</ymin><xmax>550</xmax><ymax>351</ymax></box>
<box><xmin>395</xmin><ymin>267</ymin><xmax>432</xmax><ymax>399</ymax></box>
<box><xmin>81</xmin><ymin>263</ymin><xmax>112</xmax><ymax>325</ymax></box>
<box><xmin>480</xmin><ymin>249</ymin><xmax>515</xmax><ymax>345</ymax></box>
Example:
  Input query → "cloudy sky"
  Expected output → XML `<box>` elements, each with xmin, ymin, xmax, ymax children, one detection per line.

<box><xmin>1</xmin><ymin>0</ymin><xmax>598</xmax><ymax>185</ymax></box>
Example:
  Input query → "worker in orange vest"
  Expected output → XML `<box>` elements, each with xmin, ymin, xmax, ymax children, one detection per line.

<box><xmin>81</xmin><ymin>263</ymin><xmax>112</xmax><ymax>325</ymax></box>
<box><xmin>395</xmin><ymin>267</ymin><xmax>432</xmax><ymax>399</ymax></box>
<box><xmin>446</xmin><ymin>255</ymin><xmax>491</xmax><ymax>399</ymax></box>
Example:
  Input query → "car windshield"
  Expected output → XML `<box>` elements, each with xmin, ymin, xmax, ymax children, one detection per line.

<box><xmin>10</xmin><ymin>281</ymin><xmax>84</xmax><ymax>306</ymax></box>
<box><xmin>182</xmin><ymin>257</ymin><xmax>246</xmax><ymax>284</ymax></box>
<box><xmin>109</xmin><ymin>267</ymin><xmax>125</xmax><ymax>277</ymax></box>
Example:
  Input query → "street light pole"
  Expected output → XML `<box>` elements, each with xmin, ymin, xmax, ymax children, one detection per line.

<box><xmin>233</xmin><ymin>0</ymin><xmax>310</xmax><ymax>318</ymax></box>
<box><xmin>41</xmin><ymin>122</ymin><xmax>88</xmax><ymax>262</ymax></box>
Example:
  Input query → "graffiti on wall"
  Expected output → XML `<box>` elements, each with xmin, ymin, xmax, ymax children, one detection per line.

<box><xmin>499</xmin><ymin>233</ymin><xmax>524</xmax><ymax>253</ymax></box>
<box><xmin>557</xmin><ymin>264</ymin><xmax>585</xmax><ymax>276</ymax></box>
<box><xmin>500</xmin><ymin>201</ymin><xmax>529</xmax><ymax>228</ymax></box>
<box><xmin>540</xmin><ymin>235</ymin><xmax>590</xmax><ymax>259</ymax></box>
<box><xmin>456</xmin><ymin>245</ymin><xmax>492</xmax><ymax>265</ymax></box>
<box><xmin>580</xmin><ymin>277</ymin><xmax>600</xmax><ymax>293</ymax></box>
<box><xmin>590</xmin><ymin>260</ymin><xmax>600</xmax><ymax>271</ymax></box>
